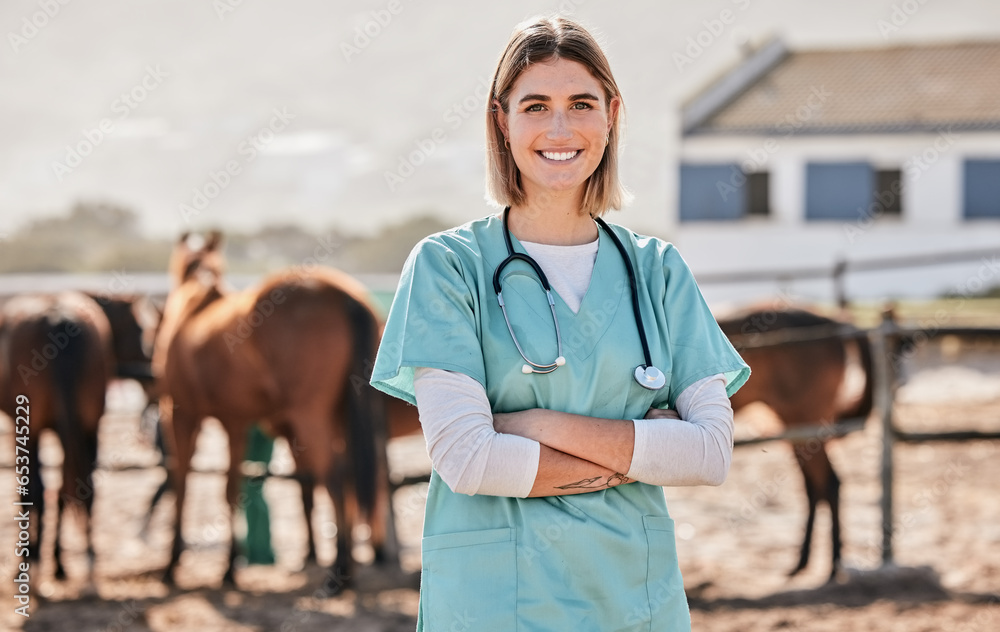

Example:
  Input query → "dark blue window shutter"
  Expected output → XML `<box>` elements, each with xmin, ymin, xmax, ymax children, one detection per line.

<box><xmin>806</xmin><ymin>162</ymin><xmax>873</xmax><ymax>220</ymax></box>
<box><xmin>679</xmin><ymin>164</ymin><xmax>745</xmax><ymax>221</ymax></box>
<box><xmin>964</xmin><ymin>159</ymin><xmax>1000</xmax><ymax>219</ymax></box>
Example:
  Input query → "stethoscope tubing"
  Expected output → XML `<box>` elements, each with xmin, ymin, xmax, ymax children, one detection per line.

<box><xmin>494</xmin><ymin>207</ymin><xmax>659</xmax><ymax>385</ymax></box>
<box><xmin>593</xmin><ymin>216</ymin><xmax>655</xmax><ymax>372</ymax></box>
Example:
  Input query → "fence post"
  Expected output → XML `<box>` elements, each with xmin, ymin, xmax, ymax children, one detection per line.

<box><xmin>871</xmin><ymin>309</ymin><xmax>898</xmax><ymax>566</ymax></box>
<box><xmin>833</xmin><ymin>258</ymin><xmax>848</xmax><ymax>309</ymax></box>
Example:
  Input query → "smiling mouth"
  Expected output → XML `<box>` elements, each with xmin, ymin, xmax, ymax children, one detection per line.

<box><xmin>539</xmin><ymin>150</ymin><xmax>580</xmax><ymax>161</ymax></box>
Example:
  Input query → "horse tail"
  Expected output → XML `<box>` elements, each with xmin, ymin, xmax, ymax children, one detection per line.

<box><xmin>47</xmin><ymin>313</ymin><xmax>97</xmax><ymax>508</ymax></box>
<box><xmin>838</xmin><ymin>332</ymin><xmax>874</xmax><ymax>422</ymax></box>
<box><xmin>342</xmin><ymin>294</ymin><xmax>386</xmax><ymax>524</ymax></box>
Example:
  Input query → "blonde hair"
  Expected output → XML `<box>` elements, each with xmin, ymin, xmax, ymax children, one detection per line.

<box><xmin>486</xmin><ymin>16</ymin><xmax>630</xmax><ymax>217</ymax></box>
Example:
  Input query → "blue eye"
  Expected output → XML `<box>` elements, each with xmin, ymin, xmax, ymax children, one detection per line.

<box><xmin>572</xmin><ymin>102</ymin><xmax>594</xmax><ymax>110</ymax></box>
<box><xmin>525</xmin><ymin>103</ymin><xmax>544</xmax><ymax>112</ymax></box>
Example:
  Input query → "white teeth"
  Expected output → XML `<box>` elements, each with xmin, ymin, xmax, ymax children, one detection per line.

<box><xmin>541</xmin><ymin>151</ymin><xmax>578</xmax><ymax>161</ymax></box>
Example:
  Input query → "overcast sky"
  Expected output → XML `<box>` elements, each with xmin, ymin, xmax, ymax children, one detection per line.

<box><xmin>3</xmin><ymin>0</ymin><xmax>1000</xmax><ymax>241</ymax></box>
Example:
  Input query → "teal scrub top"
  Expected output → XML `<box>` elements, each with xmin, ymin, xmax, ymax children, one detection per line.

<box><xmin>372</xmin><ymin>214</ymin><xmax>749</xmax><ymax>631</ymax></box>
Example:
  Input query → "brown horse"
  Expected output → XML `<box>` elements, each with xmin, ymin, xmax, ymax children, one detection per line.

<box><xmin>718</xmin><ymin>305</ymin><xmax>873</xmax><ymax>581</ymax></box>
<box><xmin>153</xmin><ymin>231</ymin><xmax>391</xmax><ymax>592</ymax></box>
<box><xmin>0</xmin><ymin>291</ymin><xmax>114</xmax><ymax>580</ymax></box>
<box><xmin>115</xmin><ymin>288</ymin><xmax>419</xmax><ymax>568</ymax></box>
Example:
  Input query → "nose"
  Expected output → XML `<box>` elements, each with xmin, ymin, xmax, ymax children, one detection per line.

<box><xmin>546</xmin><ymin>111</ymin><xmax>572</xmax><ymax>140</ymax></box>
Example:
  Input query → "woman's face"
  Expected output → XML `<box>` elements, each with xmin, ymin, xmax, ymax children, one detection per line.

<box><xmin>496</xmin><ymin>57</ymin><xmax>619</xmax><ymax>206</ymax></box>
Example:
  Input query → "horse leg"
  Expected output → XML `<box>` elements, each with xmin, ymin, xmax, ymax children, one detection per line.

<box><xmin>827</xmin><ymin>462</ymin><xmax>843</xmax><ymax>582</ymax></box>
<box><xmin>323</xmin><ymin>457</ymin><xmax>355</xmax><ymax>596</ymax></box>
<box><xmin>28</xmin><ymin>445</ymin><xmax>47</xmax><ymax>578</ymax></box>
<box><xmin>82</xmin><ymin>430</ymin><xmax>99</xmax><ymax>578</ymax></box>
<box><xmin>53</xmin><ymin>495</ymin><xmax>66</xmax><ymax>580</ymax></box>
<box><xmin>790</xmin><ymin>439</ymin><xmax>843</xmax><ymax>580</ymax></box>
<box><xmin>141</xmin><ymin>403</ymin><xmax>172</xmax><ymax>540</ymax></box>
<box><xmin>298</xmin><ymin>472</ymin><xmax>318</xmax><ymax>565</ymax></box>
<box><xmin>789</xmin><ymin>441</ymin><xmax>822</xmax><ymax>577</ymax></box>
<box><xmin>368</xmin><ymin>472</ymin><xmax>399</xmax><ymax>567</ymax></box>
<box><xmin>365</xmin><ymin>414</ymin><xmax>398</xmax><ymax>568</ymax></box>
<box><xmin>140</xmin><ymin>475</ymin><xmax>171</xmax><ymax>541</ymax></box>
<box><xmin>162</xmin><ymin>402</ymin><xmax>200</xmax><ymax>586</ymax></box>
<box><xmin>222</xmin><ymin>421</ymin><xmax>249</xmax><ymax>587</ymax></box>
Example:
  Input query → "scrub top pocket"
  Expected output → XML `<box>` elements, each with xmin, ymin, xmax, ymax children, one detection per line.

<box><xmin>421</xmin><ymin>527</ymin><xmax>517</xmax><ymax>631</ymax></box>
<box><xmin>642</xmin><ymin>516</ymin><xmax>691</xmax><ymax>631</ymax></box>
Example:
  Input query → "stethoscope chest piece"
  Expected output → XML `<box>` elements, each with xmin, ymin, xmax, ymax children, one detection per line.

<box><xmin>634</xmin><ymin>365</ymin><xmax>666</xmax><ymax>390</ymax></box>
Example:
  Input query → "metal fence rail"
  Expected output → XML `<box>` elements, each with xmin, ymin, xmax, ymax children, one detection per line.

<box><xmin>696</xmin><ymin>246</ymin><xmax>1000</xmax><ymax>307</ymax></box>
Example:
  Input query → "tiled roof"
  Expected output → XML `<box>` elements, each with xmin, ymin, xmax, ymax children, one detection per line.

<box><xmin>687</xmin><ymin>41</ymin><xmax>1000</xmax><ymax>135</ymax></box>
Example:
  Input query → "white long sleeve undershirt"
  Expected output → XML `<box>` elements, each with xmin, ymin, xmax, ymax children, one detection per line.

<box><xmin>414</xmin><ymin>368</ymin><xmax>539</xmax><ymax>496</ymax></box>
<box><xmin>627</xmin><ymin>374</ymin><xmax>734</xmax><ymax>486</ymax></box>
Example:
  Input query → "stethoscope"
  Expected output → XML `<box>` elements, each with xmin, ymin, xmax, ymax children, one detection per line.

<box><xmin>492</xmin><ymin>207</ymin><xmax>666</xmax><ymax>391</ymax></box>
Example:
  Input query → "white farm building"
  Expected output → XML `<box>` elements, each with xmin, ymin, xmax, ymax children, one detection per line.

<box><xmin>674</xmin><ymin>40</ymin><xmax>1000</xmax><ymax>304</ymax></box>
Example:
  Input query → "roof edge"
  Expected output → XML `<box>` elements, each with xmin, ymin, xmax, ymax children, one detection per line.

<box><xmin>681</xmin><ymin>38</ymin><xmax>789</xmax><ymax>136</ymax></box>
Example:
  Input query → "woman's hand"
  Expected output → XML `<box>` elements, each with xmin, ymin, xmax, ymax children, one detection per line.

<box><xmin>645</xmin><ymin>407</ymin><xmax>682</xmax><ymax>420</ymax></box>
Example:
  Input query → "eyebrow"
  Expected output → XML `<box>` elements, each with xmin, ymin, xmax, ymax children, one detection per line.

<box><xmin>517</xmin><ymin>92</ymin><xmax>602</xmax><ymax>104</ymax></box>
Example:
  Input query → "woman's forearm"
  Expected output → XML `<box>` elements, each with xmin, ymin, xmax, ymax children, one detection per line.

<box><xmin>497</xmin><ymin>374</ymin><xmax>735</xmax><ymax>488</ymax></box>
<box><xmin>528</xmin><ymin>444</ymin><xmax>633</xmax><ymax>497</ymax></box>
<box><xmin>494</xmin><ymin>409</ymin><xmax>635</xmax><ymax>474</ymax></box>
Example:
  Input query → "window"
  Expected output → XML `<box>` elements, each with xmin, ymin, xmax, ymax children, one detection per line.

<box><xmin>679</xmin><ymin>164</ymin><xmax>770</xmax><ymax>221</ymax></box>
<box><xmin>875</xmin><ymin>169</ymin><xmax>903</xmax><ymax>216</ymax></box>
<box><xmin>964</xmin><ymin>159</ymin><xmax>1000</xmax><ymax>219</ymax></box>
<box><xmin>746</xmin><ymin>172</ymin><xmax>770</xmax><ymax>217</ymax></box>
<box><xmin>805</xmin><ymin>163</ymin><xmax>872</xmax><ymax>220</ymax></box>
<box><xmin>805</xmin><ymin>162</ymin><xmax>902</xmax><ymax>221</ymax></box>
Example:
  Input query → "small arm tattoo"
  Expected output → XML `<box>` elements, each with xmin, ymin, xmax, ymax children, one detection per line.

<box><xmin>555</xmin><ymin>473</ymin><xmax>632</xmax><ymax>490</ymax></box>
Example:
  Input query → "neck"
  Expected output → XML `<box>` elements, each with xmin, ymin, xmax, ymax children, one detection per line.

<box><xmin>153</xmin><ymin>280</ymin><xmax>222</xmax><ymax>369</ymax></box>
<box><xmin>506</xmin><ymin>192</ymin><xmax>598</xmax><ymax>246</ymax></box>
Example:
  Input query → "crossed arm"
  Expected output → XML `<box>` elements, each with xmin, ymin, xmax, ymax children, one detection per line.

<box><xmin>413</xmin><ymin>368</ymin><xmax>734</xmax><ymax>498</ymax></box>
<box><xmin>493</xmin><ymin>408</ymin><xmax>679</xmax><ymax>497</ymax></box>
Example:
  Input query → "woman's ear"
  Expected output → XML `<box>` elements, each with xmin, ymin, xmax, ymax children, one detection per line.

<box><xmin>607</xmin><ymin>96</ymin><xmax>621</xmax><ymax>134</ymax></box>
<box><xmin>493</xmin><ymin>99</ymin><xmax>509</xmax><ymax>139</ymax></box>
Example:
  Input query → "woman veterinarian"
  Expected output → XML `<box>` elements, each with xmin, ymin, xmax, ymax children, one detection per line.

<box><xmin>371</xmin><ymin>15</ymin><xmax>750</xmax><ymax>631</ymax></box>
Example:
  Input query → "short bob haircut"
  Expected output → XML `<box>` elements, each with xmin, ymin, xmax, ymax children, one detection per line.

<box><xmin>486</xmin><ymin>16</ymin><xmax>630</xmax><ymax>217</ymax></box>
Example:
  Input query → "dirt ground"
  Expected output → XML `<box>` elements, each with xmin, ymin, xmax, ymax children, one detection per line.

<box><xmin>1</xmin><ymin>338</ymin><xmax>998</xmax><ymax>631</ymax></box>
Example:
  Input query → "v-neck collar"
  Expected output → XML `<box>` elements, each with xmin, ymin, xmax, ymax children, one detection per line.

<box><xmin>495</xmin><ymin>218</ymin><xmax>627</xmax><ymax>361</ymax></box>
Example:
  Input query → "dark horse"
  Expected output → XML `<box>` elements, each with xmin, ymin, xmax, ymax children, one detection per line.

<box><xmin>0</xmin><ymin>292</ymin><xmax>114</xmax><ymax>579</ymax></box>
<box><xmin>87</xmin><ymin>292</ymin><xmax>160</xmax><ymax>386</ymax></box>
<box><xmin>718</xmin><ymin>305</ymin><xmax>873</xmax><ymax>581</ymax></box>
<box><xmin>153</xmin><ymin>232</ymin><xmax>391</xmax><ymax>592</ymax></box>
<box><xmin>88</xmin><ymin>292</ymin><xmax>162</xmax><ymax>433</ymax></box>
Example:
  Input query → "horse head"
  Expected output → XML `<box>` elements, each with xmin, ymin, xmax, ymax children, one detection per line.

<box><xmin>169</xmin><ymin>230</ymin><xmax>226</xmax><ymax>289</ymax></box>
